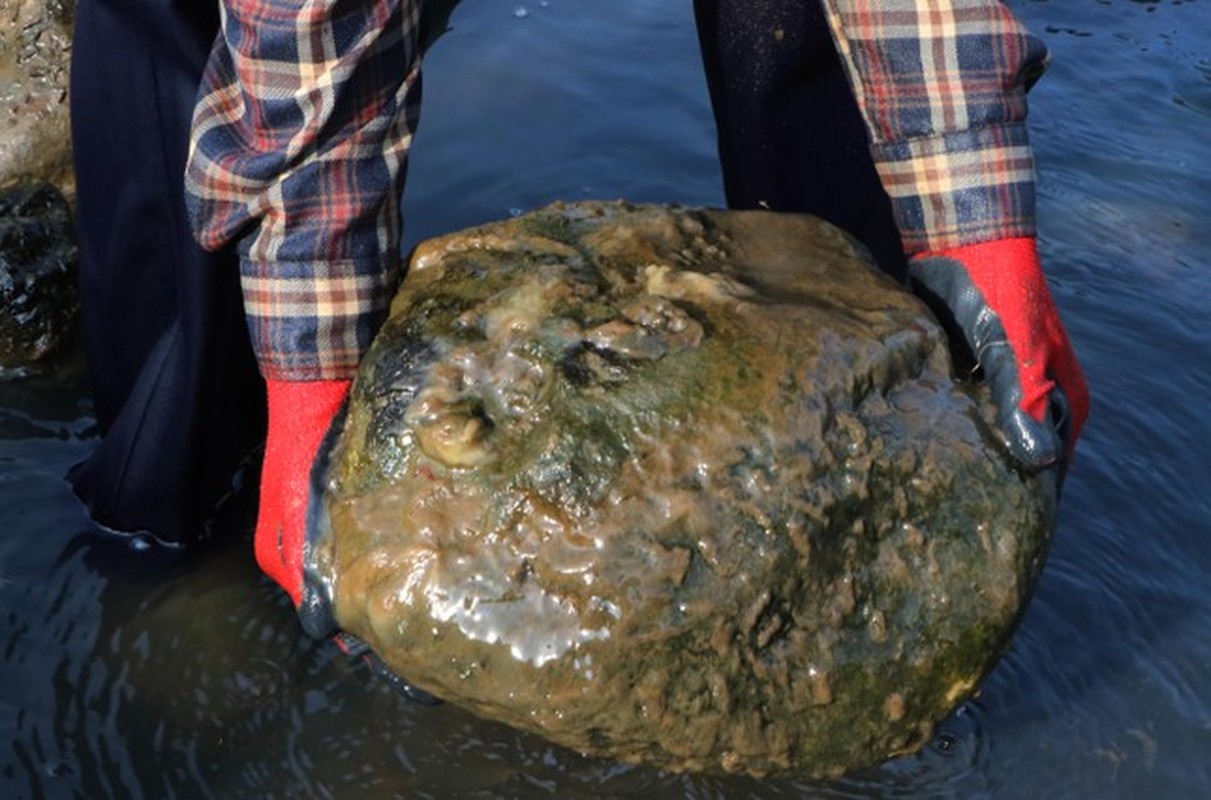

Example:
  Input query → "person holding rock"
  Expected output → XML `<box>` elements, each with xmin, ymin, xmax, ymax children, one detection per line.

<box><xmin>70</xmin><ymin>0</ymin><xmax>1088</xmax><ymax>632</ymax></box>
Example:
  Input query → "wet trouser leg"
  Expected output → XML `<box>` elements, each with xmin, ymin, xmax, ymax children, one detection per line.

<box><xmin>693</xmin><ymin>0</ymin><xmax>905</xmax><ymax>279</ymax></box>
<box><xmin>69</xmin><ymin>0</ymin><xmax>266</xmax><ymax>545</ymax></box>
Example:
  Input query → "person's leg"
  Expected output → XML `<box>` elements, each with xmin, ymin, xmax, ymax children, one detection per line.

<box><xmin>69</xmin><ymin>0</ymin><xmax>265</xmax><ymax>545</ymax></box>
<box><xmin>693</xmin><ymin>0</ymin><xmax>904</xmax><ymax>279</ymax></box>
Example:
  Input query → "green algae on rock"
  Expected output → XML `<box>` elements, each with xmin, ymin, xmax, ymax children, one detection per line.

<box><xmin>309</xmin><ymin>201</ymin><xmax>1052</xmax><ymax>778</ymax></box>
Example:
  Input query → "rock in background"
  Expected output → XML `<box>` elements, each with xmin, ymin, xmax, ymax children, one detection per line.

<box><xmin>312</xmin><ymin>202</ymin><xmax>1053</xmax><ymax>779</ymax></box>
<box><xmin>0</xmin><ymin>0</ymin><xmax>73</xmax><ymax>196</ymax></box>
<box><xmin>0</xmin><ymin>1</ymin><xmax>76</xmax><ymax>366</ymax></box>
<box><xmin>0</xmin><ymin>183</ymin><xmax>76</xmax><ymax>365</ymax></box>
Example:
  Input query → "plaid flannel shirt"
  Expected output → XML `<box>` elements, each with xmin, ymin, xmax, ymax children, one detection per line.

<box><xmin>186</xmin><ymin>0</ymin><xmax>1047</xmax><ymax>381</ymax></box>
<box><xmin>822</xmin><ymin>0</ymin><xmax>1047</xmax><ymax>253</ymax></box>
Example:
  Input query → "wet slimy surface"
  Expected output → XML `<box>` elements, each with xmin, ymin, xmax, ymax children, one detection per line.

<box><xmin>312</xmin><ymin>202</ymin><xmax>1050</xmax><ymax>778</ymax></box>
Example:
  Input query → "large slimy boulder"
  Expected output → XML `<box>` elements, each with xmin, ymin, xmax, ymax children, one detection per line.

<box><xmin>310</xmin><ymin>202</ymin><xmax>1052</xmax><ymax>778</ymax></box>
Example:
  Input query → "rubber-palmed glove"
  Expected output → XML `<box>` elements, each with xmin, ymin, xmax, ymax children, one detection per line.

<box><xmin>908</xmin><ymin>237</ymin><xmax>1089</xmax><ymax>483</ymax></box>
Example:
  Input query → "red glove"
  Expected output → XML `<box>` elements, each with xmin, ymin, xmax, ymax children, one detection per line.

<box><xmin>254</xmin><ymin>378</ymin><xmax>444</xmax><ymax>704</ymax></box>
<box><xmin>253</xmin><ymin>377</ymin><xmax>443</xmax><ymax>701</ymax></box>
<box><xmin>254</xmin><ymin>379</ymin><xmax>351</xmax><ymax>605</ymax></box>
<box><xmin>909</xmin><ymin>237</ymin><xmax>1089</xmax><ymax>478</ymax></box>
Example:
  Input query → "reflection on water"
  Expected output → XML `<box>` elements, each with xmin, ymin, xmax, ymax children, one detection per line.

<box><xmin>3</xmin><ymin>0</ymin><xmax>1209</xmax><ymax>797</ymax></box>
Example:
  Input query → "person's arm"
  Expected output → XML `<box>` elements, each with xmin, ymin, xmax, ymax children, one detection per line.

<box><xmin>820</xmin><ymin>0</ymin><xmax>1089</xmax><ymax>476</ymax></box>
<box><xmin>186</xmin><ymin>0</ymin><xmax>423</xmax><ymax>382</ymax></box>
<box><xmin>185</xmin><ymin>0</ymin><xmax>425</xmax><ymax>607</ymax></box>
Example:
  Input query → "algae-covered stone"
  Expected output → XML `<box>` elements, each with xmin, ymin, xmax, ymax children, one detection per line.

<box><xmin>311</xmin><ymin>202</ymin><xmax>1052</xmax><ymax>778</ymax></box>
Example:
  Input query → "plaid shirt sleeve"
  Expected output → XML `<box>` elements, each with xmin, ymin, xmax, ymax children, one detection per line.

<box><xmin>185</xmin><ymin>0</ymin><xmax>424</xmax><ymax>381</ymax></box>
<box><xmin>821</xmin><ymin>0</ymin><xmax>1049</xmax><ymax>254</ymax></box>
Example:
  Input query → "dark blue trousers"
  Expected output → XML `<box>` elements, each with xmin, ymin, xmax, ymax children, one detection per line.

<box><xmin>69</xmin><ymin>0</ymin><xmax>265</xmax><ymax>545</ymax></box>
<box><xmin>694</xmin><ymin>0</ymin><xmax>904</xmax><ymax>279</ymax></box>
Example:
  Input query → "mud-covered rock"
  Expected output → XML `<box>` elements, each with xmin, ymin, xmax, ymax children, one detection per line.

<box><xmin>0</xmin><ymin>183</ymin><xmax>77</xmax><ymax>365</ymax></box>
<box><xmin>311</xmin><ymin>202</ymin><xmax>1052</xmax><ymax>778</ymax></box>
<box><xmin>0</xmin><ymin>0</ymin><xmax>74</xmax><ymax>195</ymax></box>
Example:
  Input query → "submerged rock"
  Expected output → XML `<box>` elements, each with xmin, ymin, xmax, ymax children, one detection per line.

<box><xmin>310</xmin><ymin>202</ymin><xmax>1052</xmax><ymax>778</ymax></box>
<box><xmin>0</xmin><ymin>183</ymin><xmax>77</xmax><ymax>366</ymax></box>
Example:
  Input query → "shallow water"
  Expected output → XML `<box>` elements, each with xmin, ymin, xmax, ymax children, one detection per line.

<box><xmin>2</xmin><ymin>0</ymin><xmax>1209</xmax><ymax>797</ymax></box>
